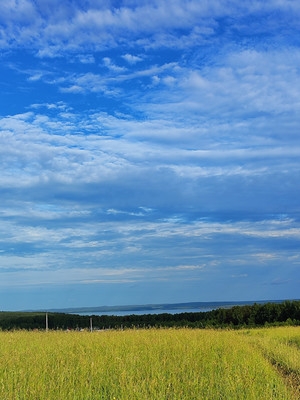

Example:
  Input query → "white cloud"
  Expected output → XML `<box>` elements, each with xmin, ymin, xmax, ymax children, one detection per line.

<box><xmin>178</xmin><ymin>51</ymin><xmax>300</xmax><ymax>118</ymax></box>
<box><xmin>103</xmin><ymin>57</ymin><xmax>126</xmax><ymax>72</ymax></box>
<box><xmin>0</xmin><ymin>105</ymin><xmax>299</xmax><ymax>199</ymax></box>
<box><xmin>29</xmin><ymin>102</ymin><xmax>69</xmax><ymax>111</ymax></box>
<box><xmin>77</xmin><ymin>54</ymin><xmax>95</xmax><ymax>64</ymax></box>
<box><xmin>0</xmin><ymin>215</ymin><xmax>299</xmax><ymax>290</ymax></box>
<box><xmin>122</xmin><ymin>53</ymin><xmax>143</xmax><ymax>64</ymax></box>
<box><xmin>1</xmin><ymin>0</ymin><xmax>297</xmax><ymax>54</ymax></box>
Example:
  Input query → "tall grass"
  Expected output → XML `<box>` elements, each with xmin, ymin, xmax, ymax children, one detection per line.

<box><xmin>240</xmin><ymin>326</ymin><xmax>300</xmax><ymax>398</ymax></box>
<box><xmin>0</xmin><ymin>327</ymin><xmax>298</xmax><ymax>399</ymax></box>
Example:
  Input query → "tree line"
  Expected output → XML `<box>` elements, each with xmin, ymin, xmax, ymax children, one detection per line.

<box><xmin>0</xmin><ymin>300</ymin><xmax>299</xmax><ymax>331</ymax></box>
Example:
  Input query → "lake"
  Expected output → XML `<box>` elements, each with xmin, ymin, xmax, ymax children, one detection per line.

<box><xmin>71</xmin><ymin>300</ymin><xmax>287</xmax><ymax>317</ymax></box>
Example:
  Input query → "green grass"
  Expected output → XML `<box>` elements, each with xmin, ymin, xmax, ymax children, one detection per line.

<box><xmin>0</xmin><ymin>327</ymin><xmax>299</xmax><ymax>399</ymax></box>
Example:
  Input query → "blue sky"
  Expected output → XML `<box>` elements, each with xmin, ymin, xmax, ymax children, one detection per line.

<box><xmin>0</xmin><ymin>0</ymin><xmax>299</xmax><ymax>311</ymax></box>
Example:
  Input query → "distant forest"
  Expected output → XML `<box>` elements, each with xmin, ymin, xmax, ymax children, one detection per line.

<box><xmin>0</xmin><ymin>300</ymin><xmax>300</xmax><ymax>331</ymax></box>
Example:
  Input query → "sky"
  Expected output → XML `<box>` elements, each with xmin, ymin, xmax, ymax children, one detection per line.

<box><xmin>0</xmin><ymin>0</ymin><xmax>300</xmax><ymax>311</ymax></box>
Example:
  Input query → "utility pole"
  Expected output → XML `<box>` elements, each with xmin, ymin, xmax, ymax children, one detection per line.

<box><xmin>90</xmin><ymin>317</ymin><xmax>93</xmax><ymax>332</ymax></box>
<box><xmin>45</xmin><ymin>312</ymin><xmax>48</xmax><ymax>332</ymax></box>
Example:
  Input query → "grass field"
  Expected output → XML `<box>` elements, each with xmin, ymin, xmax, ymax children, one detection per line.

<box><xmin>0</xmin><ymin>327</ymin><xmax>299</xmax><ymax>399</ymax></box>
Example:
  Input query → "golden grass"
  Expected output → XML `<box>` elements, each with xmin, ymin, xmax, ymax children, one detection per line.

<box><xmin>239</xmin><ymin>326</ymin><xmax>300</xmax><ymax>399</ymax></box>
<box><xmin>0</xmin><ymin>327</ymin><xmax>299</xmax><ymax>399</ymax></box>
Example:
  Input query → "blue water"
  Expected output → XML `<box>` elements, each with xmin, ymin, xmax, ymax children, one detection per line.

<box><xmin>73</xmin><ymin>300</ymin><xmax>288</xmax><ymax>317</ymax></box>
<box><xmin>77</xmin><ymin>308</ymin><xmax>215</xmax><ymax>316</ymax></box>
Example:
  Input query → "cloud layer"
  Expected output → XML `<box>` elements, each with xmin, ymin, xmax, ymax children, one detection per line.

<box><xmin>0</xmin><ymin>0</ymin><xmax>299</xmax><ymax>310</ymax></box>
